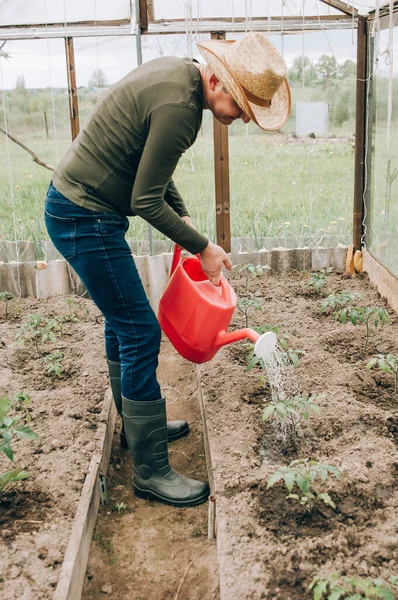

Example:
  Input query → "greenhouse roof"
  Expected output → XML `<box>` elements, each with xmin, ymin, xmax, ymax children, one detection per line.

<box><xmin>0</xmin><ymin>1</ymin><xmax>389</xmax><ymax>40</ymax></box>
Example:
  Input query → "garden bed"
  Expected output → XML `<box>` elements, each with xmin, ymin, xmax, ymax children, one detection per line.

<box><xmin>0</xmin><ymin>296</ymin><xmax>108</xmax><ymax>600</ymax></box>
<box><xmin>199</xmin><ymin>269</ymin><xmax>398</xmax><ymax>599</ymax></box>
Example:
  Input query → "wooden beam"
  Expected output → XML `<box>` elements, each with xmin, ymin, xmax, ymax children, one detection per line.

<box><xmin>353</xmin><ymin>17</ymin><xmax>367</xmax><ymax>250</ymax></box>
<box><xmin>145</xmin><ymin>16</ymin><xmax>357</xmax><ymax>35</ymax></box>
<box><xmin>211</xmin><ymin>31</ymin><xmax>231</xmax><ymax>253</ymax></box>
<box><xmin>138</xmin><ymin>0</ymin><xmax>148</xmax><ymax>31</ymax></box>
<box><xmin>318</xmin><ymin>0</ymin><xmax>358</xmax><ymax>17</ymax></box>
<box><xmin>64</xmin><ymin>37</ymin><xmax>80</xmax><ymax>141</ymax></box>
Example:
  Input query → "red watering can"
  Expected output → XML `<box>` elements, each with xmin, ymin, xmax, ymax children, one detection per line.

<box><xmin>157</xmin><ymin>245</ymin><xmax>276</xmax><ymax>364</ymax></box>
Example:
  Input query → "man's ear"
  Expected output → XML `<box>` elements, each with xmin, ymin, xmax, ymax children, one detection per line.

<box><xmin>209</xmin><ymin>73</ymin><xmax>221</xmax><ymax>91</ymax></box>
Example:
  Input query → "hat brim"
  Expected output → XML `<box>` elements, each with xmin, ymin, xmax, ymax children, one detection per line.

<box><xmin>197</xmin><ymin>39</ymin><xmax>291</xmax><ymax>131</ymax></box>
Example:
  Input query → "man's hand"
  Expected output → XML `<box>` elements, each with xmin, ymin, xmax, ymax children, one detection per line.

<box><xmin>199</xmin><ymin>241</ymin><xmax>232</xmax><ymax>286</ymax></box>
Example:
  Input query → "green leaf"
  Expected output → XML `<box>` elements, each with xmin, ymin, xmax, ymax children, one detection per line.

<box><xmin>0</xmin><ymin>467</ymin><xmax>30</xmax><ymax>491</ymax></box>
<box><xmin>287</xmin><ymin>493</ymin><xmax>300</xmax><ymax>501</ymax></box>
<box><xmin>284</xmin><ymin>471</ymin><xmax>295</xmax><ymax>492</ymax></box>
<box><xmin>367</xmin><ymin>358</ymin><xmax>378</xmax><ymax>369</ymax></box>
<box><xmin>313</xmin><ymin>580</ymin><xmax>328</xmax><ymax>600</ymax></box>
<box><xmin>262</xmin><ymin>405</ymin><xmax>275</xmax><ymax>421</ymax></box>
<box><xmin>15</xmin><ymin>426</ymin><xmax>39</xmax><ymax>440</ymax></box>
<box><xmin>328</xmin><ymin>590</ymin><xmax>343</xmax><ymax>600</ymax></box>
<box><xmin>318</xmin><ymin>492</ymin><xmax>336</xmax><ymax>509</ymax></box>
<box><xmin>280</xmin><ymin>338</ymin><xmax>288</xmax><ymax>350</ymax></box>
<box><xmin>267</xmin><ymin>471</ymin><xmax>284</xmax><ymax>489</ymax></box>
<box><xmin>276</xmin><ymin>404</ymin><xmax>287</xmax><ymax>419</ymax></box>
<box><xmin>0</xmin><ymin>396</ymin><xmax>12</xmax><ymax>422</ymax></box>
<box><xmin>350</xmin><ymin>313</ymin><xmax>357</xmax><ymax>326</ymax></box>
<box><xmin>0</xmin><ymin>443</ymin><xmax>14</xmax><ymax>461</ymax></box>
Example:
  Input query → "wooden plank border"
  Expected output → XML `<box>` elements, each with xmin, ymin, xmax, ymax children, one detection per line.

<box><xmin>53</xmin><ymin>390</ymin><xmax>117</xmax><ymax>600</ymax></box>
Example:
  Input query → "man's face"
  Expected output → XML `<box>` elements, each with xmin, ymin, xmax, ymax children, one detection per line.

<box><xmin>209</xmin><ymin>78</ymin><xmax>250</xmax><ymax>126</ymax></box>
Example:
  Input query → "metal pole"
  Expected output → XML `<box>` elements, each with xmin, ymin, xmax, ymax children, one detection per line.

<box><xmin>353</xmin><ymin>17</ymin><xmax>368</xmax><ymax>250</ymax></box>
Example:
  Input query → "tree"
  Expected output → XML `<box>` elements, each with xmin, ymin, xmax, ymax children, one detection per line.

<box><xmin>288</xmin><ymin>56</ymin><xmax>317</xmax><ymax>85</ymax></box>
<box><xmin>15</xmin><ymin>75</ymin><xmax>26</xmax><ymax>91</ymax></box>
<box><xmin>316</xmin><ymin>55</ymin><xmax>338</xmax><ymax>89</ymax></box>
<box><xmin>87</xmin><ymin>69</ymin><xmax>108</xmax><ymax>89</ymax></box>
<box><xmin>338</xmin><ymin>59</ymin><xmax>357</xmax><ymax>79</ymax></box>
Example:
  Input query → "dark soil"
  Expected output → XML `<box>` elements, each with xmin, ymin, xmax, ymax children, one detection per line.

<box><xmin>0</xmin><ymin>296</ymin><xmax>218</xmax><ymax>600</ymax></box>
<box><xmin>200</xmin><ymin>270</ymin><xmax>398</xmax><ymax>600</ymax></box>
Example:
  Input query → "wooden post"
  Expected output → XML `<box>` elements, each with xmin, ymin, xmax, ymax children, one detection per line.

<box><xmin>44</xmin><ymin>110</ymin><xmax>49</xmax><ymax>138</ymax></box>
<box><xmin>64</xmin><ymin>37</ymin><xmax>80</xmax><ymax>141</ymax></box>
<box><xmin>211</xmin><ymin>31</ymin><xmax>231</xmax><ymax>252</ymax></box>
<box><xmin>353</xmin><ymin>17</ymin><xmax>367</xmax><ymax>250</ymax></box>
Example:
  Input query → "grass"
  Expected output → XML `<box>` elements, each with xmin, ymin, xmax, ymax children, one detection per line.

<box><xmin>0</xmin><ymin>83</ymin><xmax>396</xmax><ymax>271</ymax></box>
<box><xmin>0</xmin><ymin>127</ymin><xmax>355</xmax><ymax>245</ymax></box>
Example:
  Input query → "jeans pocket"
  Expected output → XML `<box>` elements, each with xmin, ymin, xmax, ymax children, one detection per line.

<box><xmin>44</xmin><ymin>209</ymin><xmax>77</xmax><ymax>260</ymax></box>
<box><xmin>97</xmin><ymin>213</ymin><xmax>129</xmax><ymax>236</ymax></box>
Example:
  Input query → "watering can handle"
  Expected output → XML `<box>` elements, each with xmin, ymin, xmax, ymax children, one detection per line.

<box><xmin>170</xmin><ymin>245</ymin><xmax>200</xmax><ymax>278</ymax></box>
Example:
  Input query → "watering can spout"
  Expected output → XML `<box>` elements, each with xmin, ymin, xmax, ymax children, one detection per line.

<box><xmin>214</xmin><ymin>329</ymin><xmax>277</xmax><ymax>358</ymax></box>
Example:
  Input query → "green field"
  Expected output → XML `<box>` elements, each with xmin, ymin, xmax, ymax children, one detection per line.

<box><xmin>0</xmin><ymin>124</ymin><xmax>355</xmax><ymax>247</ymax></box>
<box><xmin>1</xmin><ymin>76</ymin><xmax>394</xmax><ymax>261</ymax></box>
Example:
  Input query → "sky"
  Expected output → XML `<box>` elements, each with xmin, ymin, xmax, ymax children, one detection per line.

<box><xmin>0</xmin><ymin>0</ymin><xmax>386</xmax><ymax>90</ymax></box>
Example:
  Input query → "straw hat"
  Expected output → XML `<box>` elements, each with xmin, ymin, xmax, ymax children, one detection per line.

<box><xmin>197</xmin><ymin>33</ymin><xmax>291</xmax><ymax>131</ymax></box>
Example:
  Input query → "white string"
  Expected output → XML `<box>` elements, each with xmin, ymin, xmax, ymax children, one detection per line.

<box><xmin>361</xmin><ymin>38</ymin><xmax>371</xmax><ymax>248</ymax></box>
<box><xmin>94</xmin><ymin>0</ymin><xmax>99</xmax><ymax>89</ymax></box>
<box><xmin>184</xmin><ymin>0</ymin><xmax>193</xmax><ymax>58</ymax></box>
<box><xmin>385</xmin><ymin>0</ymin><xmax>394</xmax><ymax>152</ymax></box>
<box><xmin>43</xmin><ymin>0</ymin><xmax>59</xmax><ymax>164</ymax></box>
<box><xmin>0</xmin><ymin>56</ymin><xmax>22</xmax><ymax>299</ymax></box>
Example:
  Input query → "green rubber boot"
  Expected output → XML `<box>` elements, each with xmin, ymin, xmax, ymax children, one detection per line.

<box><xmin>122</xmin><ymin>395</ymin><xmax>209</xmax><ymax>506</ymax></box>
<box><xmin>107</xmin><ymin>360</ymin><xmax>189</xmax><ymax>447</ymax></box>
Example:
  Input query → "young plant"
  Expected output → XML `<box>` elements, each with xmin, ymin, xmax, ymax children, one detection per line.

<box><xmin>237</xmin><ymin>296</ymin><xmax>262</xmax><ymax>328</ymax></box>
<box><xmin>320</xmin><ymin>291</ymin><xmax>362</xmax><ymax>314</ymax></box>
<box><xmin>307</xmin><ymin>272</ymin><xmax>327</xmax><ymax>295</ymax></box>
<box><xmin>12</xmin><ymin>392</ymin><xmax>32</xmax><ymax>422</ymax></box>
<box><xmin>0</xmin><ymin>291</ymin><xmax>15</xmax><ymax>321</ymax></box>
<box><xmin>334</xmin><ymin>306</ymin><xmax>390</xmax><ymax>354</ymax></box>
<box><xmin>42</xmin><ymin>351</ymin><xmax>64</xmax><ymax>379</ymax></box>
<box><xmin>16</xmin><ymin>314</ymin><xmax>60</xmax><ymax>355</ymax></box>
<box><xmin>57</xmin><ymin>298</ymin><xmax>80</xmax><ymax>325</ymax></box>
<box><xmin>246</xmin><ymin>324</ymin><xmax>305</xmax><ymax>370</ymax></box>
<box><xmin>267</xmin><ymin>458</ymin><xmax>341</xmax><ymax>512</ymax></box>
<box><xmin>309</xmin><ymin>572</ymin><xmax>398</xmax><ymax>600</ymax></box>
<box><xmin>238</xmin><ymin>263</ymin><xmax>268</xmax><ymax>294</ymax></box>
<box><xmin>0</xmin><ymin>394</ymin><xmax>39</xmax><ymax>492</ymax></box>
<box><xmin>279</xmin><ymin>334</ymin><xmax>306</xmax><ymax>367</ymax></box>
<box><xmin>113</xmin><ymin>502</ymin><xmax>127</xmax><ymax>512</ymax></box>
<box><xmin>262</xmin><ymin>394</ymin><xmax>322</xmax><ymax>449</ymax></box>
<box><xmin>0</xmin><ymin>467</ymin><xmax>30</xmax><ymax>492</ymax></box>
<box><xmin>367</xmin><ymin>354</ymin><xmax>398</xmax><ymax>394</ymax></box>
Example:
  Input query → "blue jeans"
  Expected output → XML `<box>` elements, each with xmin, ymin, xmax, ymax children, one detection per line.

<box><xmin>44</xmin><ymin>183</ymin><xmax>161</xmax><ymax>402</ymax></box>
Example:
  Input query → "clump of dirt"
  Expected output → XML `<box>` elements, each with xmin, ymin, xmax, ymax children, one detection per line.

<box><xmin>200</xmin><ymin>270</ymin><xmax>398</xmax><ymax>600</ymax></box>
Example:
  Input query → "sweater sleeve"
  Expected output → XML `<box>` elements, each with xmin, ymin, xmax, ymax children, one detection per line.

<box><xmin>131</xmin><ymin>104</ymin><xmax>208</xmax><ymax>254</ymax></box>
<box><xmin>164</xmin><ymin>178</ymin><xmax>190</xmax><ymax>217</ymax></box>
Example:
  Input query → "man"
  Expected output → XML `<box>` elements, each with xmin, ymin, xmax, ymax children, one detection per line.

<box><xmin>44</xmin><ymin>32</ymin><xmax>291</xmax><ymax>507</ymax></box>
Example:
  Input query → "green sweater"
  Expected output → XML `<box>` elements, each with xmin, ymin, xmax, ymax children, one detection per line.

<box><xmin>53</xmin><ymin>57</ymin><xmax>209</xmax><ymax>255</ymax></box>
